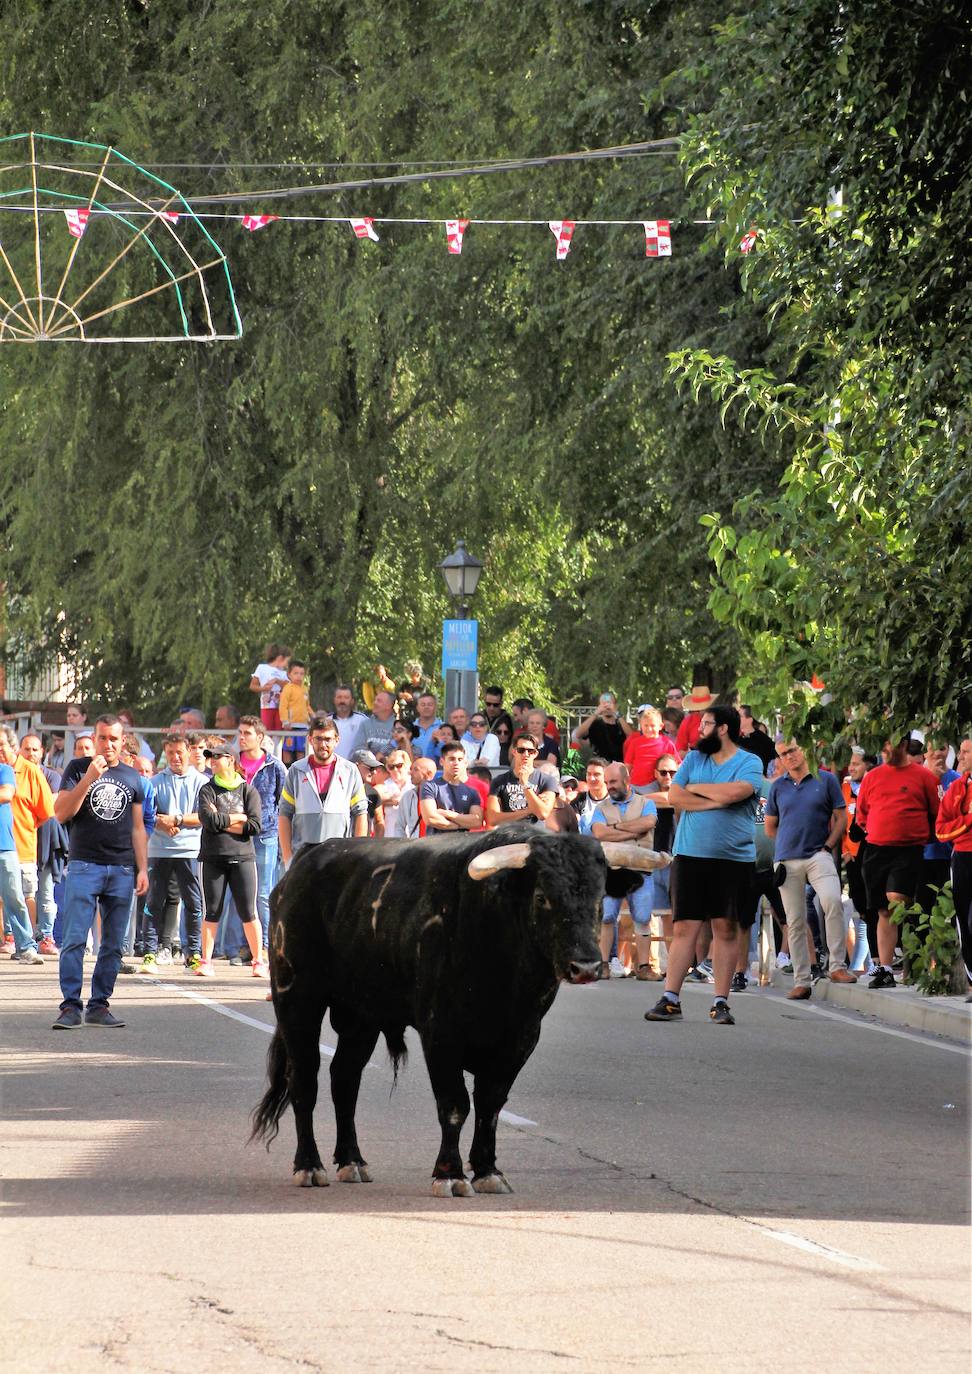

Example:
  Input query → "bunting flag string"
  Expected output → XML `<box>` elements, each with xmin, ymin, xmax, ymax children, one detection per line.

<box><xmin>349</xmin><ymin>217</ymin><xmax>380</xmax><ymax>241</ymax></box>
<box><xmin>643</xmin><ymin>219</ymin><xmax>671</xmax><ymax>257</ymax></box>
<box><xmin>445</xmin><ymin>218</ymin><xmax>469</xmax><ymax>254</ymax></box>
<box><xmin>548</xmin><ymin>220</ymin><xmax>576</xmax><ymax>260</ymax></box>
<box><xmin>241</xmin><ymin>213</ymin><xmax>279</xmax><ymax>232</ymax></box>
<box><xmin>64</xmin><ymin>207</ymin><xmax>90</xmax><ymax>238</ymax></box>
<box><xmin>739</xmin><ymin>228</ymin><xmax>759</xmax><ymax>254</ymax></box>
<box><xmin>160</xmin><ymin>210</ymin><xmax>180</xmax><ymax>224</ymax></box>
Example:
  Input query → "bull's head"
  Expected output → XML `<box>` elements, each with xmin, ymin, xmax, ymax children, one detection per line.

<box><xmin>467</xmin><ymin>834</ymin><xmax>669</xmax><ymax>984</ymax></box>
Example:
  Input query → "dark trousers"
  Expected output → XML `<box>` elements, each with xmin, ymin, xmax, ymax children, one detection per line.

<box><xmin>951</xmin><ymin>852</ymin><xmax>972</xmax><ymax>978</ymax></box>
<box><xmin>146</xmin><ymin>857</ymin><xmax>203</xmax><ymax>956</ymax></box>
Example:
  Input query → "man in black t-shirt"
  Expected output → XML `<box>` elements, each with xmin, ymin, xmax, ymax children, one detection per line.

<box><xmin>738</xmin><ymin>706</ymin><xmax>777</xmax><ymax>774</ymax></box>
<box><xmin>486</xmin><ymin>731</ymin><xmax>559</xmax><ymax>827</ymax></box>
<box><xmin>52</xmin><ymin>715</ymin><xmax>149</xmax><ymax>1030</ymax></box>
<box><xmin>570</xmin><ymin>693</ymin><xmax>632</xmax><ymax>764</ymax></box>
<box><xmin>419</xmin><ymin>741</ymin><xmax>483</xmax><ymax>835</ymax></box>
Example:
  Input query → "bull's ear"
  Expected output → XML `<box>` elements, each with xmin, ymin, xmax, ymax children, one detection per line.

<box><xmin>601</xmin><ymin>843</ymin><xmax>672</xmax><ymax>872</ymax></box>
<box><xmin>467</xmin><ymin>843</ymin><xmax>533</xmax><ymax>880</ymax></box>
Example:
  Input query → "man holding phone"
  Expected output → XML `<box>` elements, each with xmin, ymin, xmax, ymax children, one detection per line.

<box><xmin>571</xmin><ymin>691</ymin><xmax>632</xmax><ymax>763</ymax></box>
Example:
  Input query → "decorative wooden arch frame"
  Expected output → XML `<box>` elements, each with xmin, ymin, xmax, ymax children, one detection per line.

<box><xmin>0</xmin><ymin>132</ymin><xmax>242</xmax><ymax>342</ymax></box>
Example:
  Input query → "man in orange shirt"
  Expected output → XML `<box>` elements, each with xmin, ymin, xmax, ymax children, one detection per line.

<box><xmin>0</xmin><ymin>725</ymin><xmax>53</xmax><ymax>959</ymax></box>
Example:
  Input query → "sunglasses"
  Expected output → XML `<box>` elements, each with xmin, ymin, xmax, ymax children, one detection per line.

<box><xmin>656</xmin><ymin>768</ymin><xmax>677</xmax><ymax>776</ymax></box>
<box><xmin>514</xmin><ymin>746</ymin><xmax>538</xmax><ymax>755</ymax></box>
<box><xmin>470</xmin><ymin>719</ymin><xmax>487</xmax><ymax>727</ymax></box>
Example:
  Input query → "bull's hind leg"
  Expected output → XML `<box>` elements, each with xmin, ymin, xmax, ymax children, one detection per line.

<box><xmin>424</xmin><ymin>1048</ymin><xmax>473</xmax><ymax>1198</ymax></box>
<box><xmin>276</xmin><ymin>983</ymin><xmax>329</xmax><ymax>1187</ymax></box>
<box><xmin>329</xmin><ymin>1020</ymin><xmax>380</xmax><ymax>1182</ymax></box>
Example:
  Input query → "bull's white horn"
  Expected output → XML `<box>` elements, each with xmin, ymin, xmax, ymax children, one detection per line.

<box><xmin>601</xmin><ymin>842</ymin><xmax>672</xmax><ymax>872</ymax></box>
<box><xmin>467</xmin><ymin>844</ymin><xmax>533</xmax><ymax>880</ymax></box>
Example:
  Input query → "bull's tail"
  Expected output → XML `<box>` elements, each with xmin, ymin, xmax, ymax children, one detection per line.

<box><xmin>383</xmin><ymin>1024</ymin><xmax>408</xmax><ymax>1089</ymax></box>
<box><xmin>250</xmin><ymin>1027</ymin><xmax>290</xmax><ymax>1147</ymax></box>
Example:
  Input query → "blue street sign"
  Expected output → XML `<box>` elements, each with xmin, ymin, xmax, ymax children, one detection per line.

<box><xmin>441</xmin><ymin>619</ymin><xmax>479</xmax><ymax>674</ymax></box>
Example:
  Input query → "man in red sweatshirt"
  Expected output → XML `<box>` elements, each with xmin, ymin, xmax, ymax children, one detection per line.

<box><xmin>856</xmin><ymin>737</ymin><xmax>940</xmax><ymax>988</ymax></box>
<box><xmin>936</xmin><ymin>738</ymin><xmax>972</xmax><ymax>999</ymax></box>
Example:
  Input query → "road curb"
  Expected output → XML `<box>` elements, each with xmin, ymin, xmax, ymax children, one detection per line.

<box><xmin>771</xmin><ymin>968</ymin><xmax>972</xmax><ymax>1043</ymax></box>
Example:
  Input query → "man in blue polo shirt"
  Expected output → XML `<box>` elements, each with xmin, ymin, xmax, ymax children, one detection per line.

<box><xmin>765</xmin><ymin>738</ymin><xmax>851</xmax><ymax>1000</ymax></box>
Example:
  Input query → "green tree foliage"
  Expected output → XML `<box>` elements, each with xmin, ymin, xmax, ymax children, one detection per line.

<box><xmin>669</xmin><ymin>0</ymin><xmax>972</xmax><ymax>738</ymax></box>
<box><xmin>1</xmin><ymin>3</ymin><xmax>780</xmax><ymax>716</ymax></box>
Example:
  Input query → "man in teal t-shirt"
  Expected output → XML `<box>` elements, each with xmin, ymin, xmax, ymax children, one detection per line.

<box><xmin>644</xmin><ymin>705</ymin><xmax>763</xmax><ymax>1026</ymax></box>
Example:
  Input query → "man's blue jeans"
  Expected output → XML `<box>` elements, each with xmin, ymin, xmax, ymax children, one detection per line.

<box><xmin>0</xmin><ymin>849</ymin><xmax>36</xmax><ymax>953</ymax></box>
<box><xmin>36</xmin><ymin>864</ymin><xmax>58</xmax><ymax>940</ymax></box>
<box><xmin>58</xmin><ymin>861</ymin><xmax>135</xmax><ymax>1011</ymax></box>
<box><xmin>253</xmin><ymin>833</ymin><xmax>279</xmax><ymax>948</ymax></box>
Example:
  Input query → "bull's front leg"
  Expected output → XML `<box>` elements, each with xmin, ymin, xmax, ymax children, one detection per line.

<box><xmin>469</xmin><ymin>1072</ymin><xmax>515</xmax><ymax>1194</ymax></box>
<box><xmin>423</xmin><ymin>1047</ymin><xmax>474</xmax><ymax>1198</ymax></box>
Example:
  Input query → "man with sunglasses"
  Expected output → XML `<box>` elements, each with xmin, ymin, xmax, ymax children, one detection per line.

<box><xmin>485</xmin><ymin>730</ymin><xmax>558</xmax><ymax>827</ymax></box>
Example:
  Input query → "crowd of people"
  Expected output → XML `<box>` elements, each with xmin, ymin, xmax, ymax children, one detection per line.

<box><xmin>2</xmin><ymin>656</ymin><xmax>970</xmax><ymax>1029</ymax></box>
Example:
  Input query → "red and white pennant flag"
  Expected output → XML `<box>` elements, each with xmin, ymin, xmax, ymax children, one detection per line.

<box><xmin>643</xmin><ymin>219</ymin><xmax>671</xmax><ymax>257</ymax></box>
<box><xmin>159</xmin><ymin>210</ymin><xmax>180</xmax><ymax>224</ymax></box>
<box><xmin>64</xmin><ymin>208</ymin><xmax>90</xmax><ymax>239</ymax></box>
<box><xmin>445</xmin><ymin>219</ymin><xmax>469</xmax><ymax>254</ymax></box>
<box><xmin>739</xmin><ymin>228</ymin><xmax>759</xmax><ymax>254</ymax></box>
<box><xmin>548</xmin><ymin>220</ymin><xmax>575</xmax><ymax>260</ymax></box>
<box><xmin>242</xmin><ymin>213</ymin><xmax>279</xmax><ymax>232</ymax></box>
<box><xmin>349</xmin><ymin>217</ymin><xmax>379</xmax><ymax>241</ymax></box>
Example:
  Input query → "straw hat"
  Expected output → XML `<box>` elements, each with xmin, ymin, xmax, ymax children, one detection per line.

<box><xmin>683</xmin><ymin>680</ymin><xmax>718</xmax><ymax>713</ymax></box>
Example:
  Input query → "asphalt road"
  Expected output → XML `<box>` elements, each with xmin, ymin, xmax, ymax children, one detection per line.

<box><xmin>2</xmin><ymin>959</ymin><xmax>969</xmax><ymax>1374</ymax></box>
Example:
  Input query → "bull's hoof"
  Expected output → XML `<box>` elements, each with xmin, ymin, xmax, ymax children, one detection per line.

<box><xmin>472</xmin><ymin>1172</ymin><xmax>513</xmax><ymax>1194</ymax></box>
<box><xmin>431</xmin><ymin>1177</ymin><xmax>474</xmax><ymax>1198</ymax></box>
<box><xmin>293</xmin><ymin>1167</ymin><xmax>329</xmax><ymax>1188</ymax></box>
<box><xmin>336</xmin><ymin>1163</ymin><xmax>372</xmax><ymax>1183</ymax></box>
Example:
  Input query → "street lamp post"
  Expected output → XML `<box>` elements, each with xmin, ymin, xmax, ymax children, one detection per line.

<box><xmin>438</xmin><ymin>540</ymin><xmax>484</xmax><ymax>717</ymax></box>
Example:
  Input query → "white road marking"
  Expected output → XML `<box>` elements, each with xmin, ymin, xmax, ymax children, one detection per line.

<box><xmin>801</xmin><ymin>1000</ymin><xmax>971</xmax><ymax>1057</ymax></box>
<box><xmin>157</xmin><ymin>981</ymin><xmax>335</xmax><ymax>1056</ymax></box>
<box><xmin>499</xmin><ymin>1110</ymin><xmax>537</xmax><ymax>1127</ymax></box>
<box><xmin>754</xmin><ymin>1224</ymin><xmax>882</xmax><ymax>1271</ymax></box>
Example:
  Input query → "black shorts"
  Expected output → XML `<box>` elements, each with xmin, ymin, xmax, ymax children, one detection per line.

<box><xmin>670</xmin><ymin>855</ymin><xmax>757</xmax><ymax>927</ymax></box>
<box><xmin>862</xmin><ymin>843</ymin><xmax>923</xmax><ymax>908</ymax></box>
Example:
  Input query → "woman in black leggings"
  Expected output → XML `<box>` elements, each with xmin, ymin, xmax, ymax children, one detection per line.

<box><xmin>195</xmin><ymin>743</ymin><xmax>266</xmax><ymax>978</ymax></box>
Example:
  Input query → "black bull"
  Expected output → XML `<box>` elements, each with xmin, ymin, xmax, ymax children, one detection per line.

<box><xmin>252</xmin><ymin>824</ymin><xmax>667</xmax><ymax>1196</ymax></box>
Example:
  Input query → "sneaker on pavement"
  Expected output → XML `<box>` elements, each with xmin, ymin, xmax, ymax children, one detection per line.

<box><xmin>1</xmin><ymin>934</ymin><xmax>15</xmax><ymax>954</ymax></box>
<box><xmin>135</xmin><ymin>954</ymin><xmax>158</xmax><ymax>975</ymax></box>
<box><xmin>696</xmin><ymin>958</ymin><xmax>713</xmax><ymax>978</ymax></box>
<box><xmin>52</xmin><ymin>1006</ymin><xmax>83</xmax><ymax>1029</ymax></box>
<box><xmin>37</xmin><ymin>936</ymin><xmax>59</xmax><ymax>955</ymax></box>
<box><xmin>228</xmin><ymin>955</ymin><xmax>243</xmax><ymax>967</ymax></box>
<box><xmin>709</xmin><ymin>1000</ymin><xmax>735</xmax><ymax>1025</ymax></box>
<box><xmin>185</xmin><ymin>953</ymin><xmax>202</xmax><ymax>972</ymax></box>
<box><xmin>775</xmin><ymin>952</ymin><xmax>792</xmax><ymax>971</ymax></box>
<box><xmin>12</xmin><ymin>948</ymin><xmax>44</xmax><ymax>965</ymax></box>
<box><xmin>609</xmin><ymin>956</ymin><xmax>627</xmax><ymax>979</ymax></box>
<box><xmin>171</xmin><ymin>945</ymin><xmax>182</xmax><ymax>961</ymax></box>
<box><xmin>155</xmin><ymin>948</ymin><xmax>173</xmax><ymax>966</ymax></box>
<box><xmin>644</xmin><ymin>996</ymin><xmax>682</xmax><ymax>1021</ymax></box>
<box><xmin>239</xmin><ymin>948</ymin><xmax>252</xmax><ymax>965</ymax></box>
<box><xmin>869</xmin><ymin>967</ymin><xmax>896</xmax><ymax>989</ymax></box>
<box><xmin>687</xmin><ymin>965</ymin><xmax>713</xmax><ymax>983</ymax></box>
<box><xmin>730</xmin><ymin>971</ymin><xmax>747</xmax><ymax>993</ymax></box>
<box><xmin>194</xmin><ymin>960</ymin><xmax>215</xmax><ymax>978</ymax></box>
<box><xmin>810</xmin><ymin>963</ymin><xmax>825</xmax><ymax>981</ymax></box>
<box><xmin>251</xmin><ymin>960</ymin><xmax>270</xmax><ymax>979</ymax></box>
<box><xmin>118</xmin><ymin>961</ymin><xmax>139</xmax><ymax>975</ymax></box>
<box><xmin>84</xmin><ymin>1006</ymin><xmax>126</xmax><ymax>1028</ymax></box>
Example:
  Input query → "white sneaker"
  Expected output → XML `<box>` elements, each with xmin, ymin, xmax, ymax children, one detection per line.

<box><xmin>155</xmin><ymin>948</ymin><xmax>173</xmax><ymax>966</ymax></box>
<box><xmin>609</xmin><ymin>956</ymin><xmax>627</xmax><ymax>979</ymax></box>
<box><xmin>775</xmin><ymin>953</ymin><xmax>792</xmax><ymax>970</ymax></box>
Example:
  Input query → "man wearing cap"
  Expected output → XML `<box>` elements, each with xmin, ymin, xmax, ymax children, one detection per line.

<box><xmin>279</xmin><ymin>714</ymin><xmax>368</xmax><ymax>865</ymax></box>
<box><xmin>351</xmin><ymin>749</ymin><xmax>385</xmax><ymax>836</ymax></box>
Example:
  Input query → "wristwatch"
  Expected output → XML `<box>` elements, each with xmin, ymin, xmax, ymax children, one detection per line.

<box><xmin>174</xmin><ymin>813</ymin><xmax>184</xmax><ymax>829</ymax></box>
